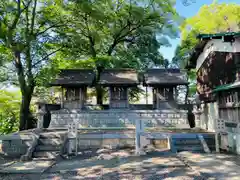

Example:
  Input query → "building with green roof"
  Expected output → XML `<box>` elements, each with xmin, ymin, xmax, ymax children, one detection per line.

<box><xmin>187</xmin><ymin>31</ymin><xmax>240</xmax><ymax>155</ymax></box>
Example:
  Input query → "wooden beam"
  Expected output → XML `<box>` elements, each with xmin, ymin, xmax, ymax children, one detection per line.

<box><xmin>61</xmin><ymin>87</ymin><xmax>64</xmax><ymax>108</ymax></box>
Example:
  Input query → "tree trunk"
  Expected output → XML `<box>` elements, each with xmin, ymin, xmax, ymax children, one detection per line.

<box><xmin>185</xmin><ymin>71</ymin><xmax>190</xmax><ymax>104</ymax></box>
<box><xmin>96</xmin><ymin>86</ymin><xmax>103</xmax><ymax>105</ymax></box>
<box><xmin>14</xmin><ymin>49</ymin><xmax>35</xmax><ymax>130</ymax></box>
<box><xmin>19</xmin><ymin>94</ymin><xmax>32</xmax><ymax>130</ymax></box>
<box><xmin>19</xmin><ymin>90</ymin><xmax>35</xmax><ymax>130</ymax></box>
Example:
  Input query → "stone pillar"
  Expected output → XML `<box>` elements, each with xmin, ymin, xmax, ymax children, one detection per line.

<box><xmin>135</xmin><ymin>118</ymin><xmax>146</xmax><ymax>155</ymax></box>
<box><xmin>67</xmin><ymin>123</ymin><xmax>78</xmax><ymax>156</ymax></box>
<box><xmin>37</xmin><ymin>106</ymin><xmax>46</xmax><ymax>129</ymax></box>
<box><xmin>203</xmin><ymin>103</ymin><xmax>209</xmax><ymax>130</ymax></box>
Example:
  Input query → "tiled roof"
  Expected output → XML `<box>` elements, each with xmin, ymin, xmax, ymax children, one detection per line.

<box><xmin>50</xmin><ymin>69</ymin><xmax>95</xmax><ymax>86</ymax></box>
<box><xmin>186</xmin><ymin>31</ymin><xmax>240</xmax><ymax>70</ymax></box>
<box><xmin>99</xmin><ymin>69</ymin><xmax>139</xmax><ymax>86</ymax></box>
<box><xmin>143</xmin><ymin>68</ymin><xmax>188</xmax><ymax>86</ymax></box>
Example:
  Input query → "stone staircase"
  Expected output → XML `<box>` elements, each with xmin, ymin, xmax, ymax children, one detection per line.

<box><xmin>32</xmin><ymin>130</ymin><xmax>65</xmax><ymax>160</ymax></box>
<box><xmin>202</xmin><ymin>134</ymin><xmax>216</xmax><ymax>152</ymax></box>
<box><xmin>171</xmin><ymin>134</ymin><xmax>216</xmax><ymax>153</ymax></box>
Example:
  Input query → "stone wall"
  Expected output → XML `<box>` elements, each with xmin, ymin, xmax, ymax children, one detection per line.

<box><xmin>69</xmin><ymin>130</ymin><xmax>170</xmax><ymax>150</ymax></box>
<box><xmin>0</xmin><ymin>132</ymin><xmax>34</xmax><ymax>158</ymax></box>
<box><xmin>50</xmin><ymin>109</ymin><xmax>188</xmax><ymax>128</ymax></box>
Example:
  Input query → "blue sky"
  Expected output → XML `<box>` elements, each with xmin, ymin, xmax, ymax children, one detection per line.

<box><xmin>159</xmin><ymin>0</ymin><xmax>240</xmax><ymax>61</ymax></box>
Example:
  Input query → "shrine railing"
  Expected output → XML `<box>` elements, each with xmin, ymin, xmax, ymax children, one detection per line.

<box><xmin>49</xmin><ymin>109</ymin><xmax>188</xmax><ymax>128</ymax></box>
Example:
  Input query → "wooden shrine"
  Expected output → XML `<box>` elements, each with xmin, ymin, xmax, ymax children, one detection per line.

<box><xmin>50</xmin><ymin>69</ymin><xmax>95</xmax><ymax>109</ymax></box>
<box><xmin>99</xmin><ymin>69</ymin><xmax>139</xmax><ymax>109</ymax></box>
<box><xmin>143</xmin><ymin>69</ymin><xmax>188</xmax><ymax>109</ymax></box>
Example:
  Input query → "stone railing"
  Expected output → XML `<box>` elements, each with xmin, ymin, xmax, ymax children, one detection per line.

<box><xmin>49</xmin><ymin>109</ymin><xmax>188</xmax><ymax>128</ymax></box>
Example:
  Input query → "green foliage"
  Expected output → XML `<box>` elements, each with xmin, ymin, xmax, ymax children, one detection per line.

<box><xmin>181</xmin><ymin>3</ymin><xmax>240</xmax><ymax>41</ymax></box>
<box><xmin>39</xmin><ymin>0</ymin><xmax>180</xmax><ymax>102</ymax></box>
<box><xmin>177</xmin><ymin>2</ymin><xmax>240</xmax><ymax>67</ymax></box>
<box><xmin>172</xmin><ymin>2</ymin><xmax>240</xmax><ymax>97</ymax></box>
<box><xmin>0</xmin><ymin>0</ymin><xmax>68</xmax><ymax>129</ymax></box>
<box><xmin>58</xmin><ymin>0</ymin><xmax>179</xmax><ymax>67</ymax></box>
<box><xmin>0</xmin><ymin>90</ymin><xmax>21</xmax><ymax>134</ymax></box>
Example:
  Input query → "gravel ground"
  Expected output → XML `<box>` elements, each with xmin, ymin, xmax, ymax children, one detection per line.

<box><xmin>0</xmin><ymin>150</ymin><xmax>205</xmax><ymax>180</ymax></box>
<box><xmin>0</xmin><ymin>168</ymin><xmax>204</xmax><ymax>180</ymax></box>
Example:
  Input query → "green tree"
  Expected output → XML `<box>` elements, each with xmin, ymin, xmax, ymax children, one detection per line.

<box><xmin>172</xmin><ymin>2</ymin><xmax>240</xmax><ymax>100</ymax></box>
<box><xmin>0</xmin><ymin>0</ymin><xmax>66</xmax><ymax>130</ymax></box>
<box><xmin>57</xmin><ymin>0</ymin><xmax>179</xmax><ymax>105</ymax></box>
<box><xmin>0</xmin><ymin>90</ymin><xmax>21</xmax><ymax>134</ymax></box>
<box><xmin>177</xmin><ymin>2</ymin><xmax>240</xmax><ymax>67</ymax></box>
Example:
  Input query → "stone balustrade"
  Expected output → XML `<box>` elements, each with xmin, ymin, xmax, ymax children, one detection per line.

<box><xmin>49</xmin><ymin>109</ymin><xmax>188</xmax><ymax>128</ymax></box>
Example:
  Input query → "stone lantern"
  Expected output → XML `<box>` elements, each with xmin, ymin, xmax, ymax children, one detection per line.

<box><xmin>36</xmin><ymin>102</ymin><xmax>47</xmax><ymax>129</ymax></box>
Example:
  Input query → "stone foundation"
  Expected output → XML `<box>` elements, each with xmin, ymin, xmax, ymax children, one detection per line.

<box><xmin>50</xmin><ymin>109</ymin><xmax>188</xmax><ymax>128</ymax></box>
<box><xmin>0</xmin><ymin>133</ymin><xmax>35</xmax><ymax>158</ymax></box>
<box><xmin>77</xmin><ymin>138</ymin><xmax>135</xmax><ymax>150</ymax></box>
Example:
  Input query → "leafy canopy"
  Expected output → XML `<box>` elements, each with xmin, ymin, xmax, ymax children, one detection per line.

<box><xmin>176</xmin><ymin>2</ymin><xmax>240</xmax><ymax>68</ymax></box>
<box><xmin>172</xmin><ymin>2</ymin><xmax>240</xmax><ymax>97</ymax></box>
<box><xmin>56</xmin><ymin>0</ymin><xmax>179</xmax><ymax>69</ymax></box>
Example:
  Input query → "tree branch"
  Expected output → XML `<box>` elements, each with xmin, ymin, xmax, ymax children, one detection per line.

<box><xmin>32</xmin><ymin>47</ymin><xmax>63</xmax><ymax>69</ymax></box>
<box><xmin>25</xmin><ymin>0</ymin><xmax>29</xmax><ymax>38</ymax></box>
<box><xmin>84</xmin><ymin>15</ymin><xmax>96</xmax><ymax>57</ymax></box>
<box><xmin>30</xmin><ymin>0</ymin><xmax>37</xmax><ymax>34</ymax></box>
<box><xmin>22</xmin><ymin>0</ymin><xmax>32</xmax><ymax>8</ymax></box>
<box><xmin>11</xmin><ymin>0</ymin><xmax>21</xmax><ymax>30</ymax></box>
<box><xmin>7</xmin><ymin>0</ymin><xmax>32</xmax><ymax>47</ymax></box>
<box><xmin>36</xmin><ymin>23</ymin><xmax>66</xmax><ymax>36</ymax></box>
<box><xmin>107</xmin><ymin>21</ymin><xmax>142</xmax><ymax>55</ymax></box>
<box><xmin>14</xmin><ymin>51</ymin><xmax>26</xmax><ymax>94</ymax></box>
<box><xmin>9</xmin><ymin>0</ymin><xmax>32</xmax><ymax>32</ymax></box>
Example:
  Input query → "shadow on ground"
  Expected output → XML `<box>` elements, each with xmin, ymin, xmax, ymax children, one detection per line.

<box><xmin>1</xmin><ymin>150</ymin><xmax>240</xmax><ymax>180</ymax></box>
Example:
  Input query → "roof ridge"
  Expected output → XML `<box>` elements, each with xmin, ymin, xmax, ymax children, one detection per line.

<box><xmin>60</xmin><ymin>69</ymin><xmax>94</xmax><ymax>71</ymax></box>
<box><xmin>102</xmin><ymin>68</ymin><xmax>137</xmax><ymax>72</ymax></box>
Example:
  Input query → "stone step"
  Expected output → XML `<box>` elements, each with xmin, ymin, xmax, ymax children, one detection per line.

<box><xmin>176</xmin><ymin>146</ymin><xmax>204</xmax><ymax>152</ymax></box>
<box><xmin>205</xmin><ymin>140</ymin><xmax>216</xmax><ymax>145</ymax></box>
<box><xmin>38</xmin><ymin>138</ymin><xmax>62</xmax><ymax>146</ymax></box>
<box><xmin>172</xmin><ymin>137</ymin><xmax>205</xmax><ymax>153</ymax></box>
<box><xmin>39</xmin><ymin>132</ymin><xmax>64</xmax><ymax>139</ymax></box>
<box><xmin>33</xmin><ymin>151</ymin><xmax>59</xmax><ymax>159</ymax></box>
<box><xmin>35</xmin><ymin>145</ymin><xmax>61</xmax><ymax>151</ymax></box>
<box><xmin>173</xmin><ymin>140</ymin><xmax>201</xmax><ymax>145</ymax></box>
